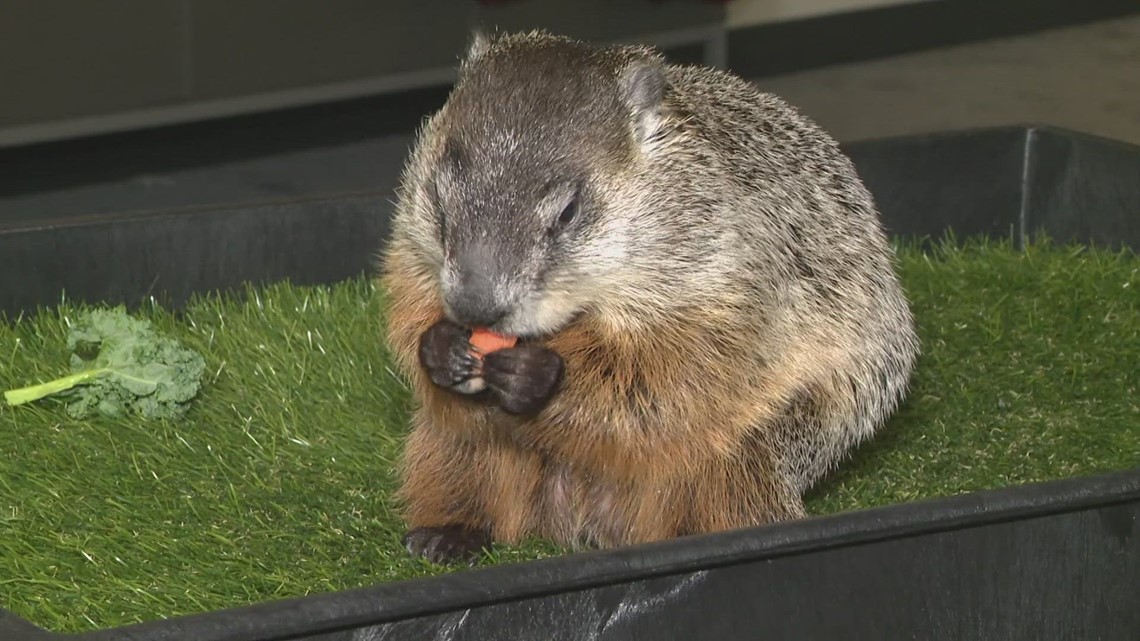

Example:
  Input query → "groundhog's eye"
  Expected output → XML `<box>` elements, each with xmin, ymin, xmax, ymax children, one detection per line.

<box><xmin>557</xmin><ymin>199</ymin><xmax>579</xmax><ymax>228</ymax></box>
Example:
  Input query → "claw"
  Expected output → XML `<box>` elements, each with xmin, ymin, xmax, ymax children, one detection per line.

<box><xmin>402</xmin><ymin>525</ymin><xmax>491</xmax><ymax>566</ymax></box>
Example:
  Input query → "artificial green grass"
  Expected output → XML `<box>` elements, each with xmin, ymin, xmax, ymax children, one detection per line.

<box><xmin>2</xmin><ymin>237</ymin><xmax>1138</xmax><ymax>633</ymax></box>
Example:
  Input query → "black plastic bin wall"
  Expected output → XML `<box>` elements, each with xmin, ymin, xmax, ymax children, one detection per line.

<box><xmin>0</xmin><ymin>125</ymin><xmax>1137</xmax><ymax>640</ymax></box>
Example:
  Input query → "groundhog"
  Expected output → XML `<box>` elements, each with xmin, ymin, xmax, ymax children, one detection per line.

<box><xmin>379</xmin><ymin>29</ymin><xmax>920</xmax><ymax>564</ymax></box>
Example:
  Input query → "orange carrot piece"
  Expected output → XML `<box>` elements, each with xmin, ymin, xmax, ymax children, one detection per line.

<box><xmin>468</xmin><ymin>327</ymin><xmax>518</xmax><ymax>356</ymax></box>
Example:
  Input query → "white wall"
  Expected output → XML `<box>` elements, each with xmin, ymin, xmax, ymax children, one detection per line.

<box><xmin>726</xmin><ymin>0</ymin><xmax>931</xmax><ymax>28</ymax></box>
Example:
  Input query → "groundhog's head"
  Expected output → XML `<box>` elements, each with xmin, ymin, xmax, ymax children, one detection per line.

<box><xmin>401</xmin><ymin>30</ymin><xmax>699</xmax><ymax>338</ymax></box>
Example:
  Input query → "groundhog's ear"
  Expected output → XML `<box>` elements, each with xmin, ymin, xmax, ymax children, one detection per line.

<box><xmin>618</xmin><ymin>61</ymin><xmax>667</xmax><ymax>145</ymax></box>
<box><xmin>461</xmin><ymin>30</ymin><xmax>493</xmax><ymax>68</ymax></box>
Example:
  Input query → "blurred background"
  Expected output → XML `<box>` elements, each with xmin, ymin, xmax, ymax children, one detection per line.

<box><xmin>0</xmin><ymin>0</ymin><xmax>1137</xmax><ymax>223</ymax></box>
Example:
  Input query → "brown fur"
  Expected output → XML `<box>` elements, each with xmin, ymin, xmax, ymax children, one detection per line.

<box><xmin>379</xmin><ymin>30</ymin><xmax>920</xmax><ymax>551</ymax></box>
<box><xmin>384</xmin><ymin>244</ymin><xmax>852</xmax><ymax>547</ymax></box>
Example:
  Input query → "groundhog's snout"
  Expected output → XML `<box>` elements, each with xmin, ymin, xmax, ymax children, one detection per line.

<box><xmin>446</xmin><ymin>271</ymin><xmax>508</xmax><ymax>327</ymax></box>
<box><xmin>441</xmin><ymin>242</ymin><xmax>514</xmax><ymax>328</ymax></box>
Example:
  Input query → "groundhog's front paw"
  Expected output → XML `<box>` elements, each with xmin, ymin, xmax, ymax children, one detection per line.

<box><xmin>402</xmin><ymin>525</ymin><xmax>491</xmax><ymax>566</ymax></box>
<box><xmin>482</xmin><ymin>346</ymin><xmax>565</xmax><ymax>416</ymax></box>
<box><xmin>418</xmin><ymin>319</ymin><xmax>484</xmax><ymax>394</ymax></box>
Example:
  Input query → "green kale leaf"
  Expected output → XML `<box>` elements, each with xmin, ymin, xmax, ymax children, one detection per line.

<box><xmin>4</xmin><ymin>307</ymin><xmax>206</xmax><ymax>420</ymax></box>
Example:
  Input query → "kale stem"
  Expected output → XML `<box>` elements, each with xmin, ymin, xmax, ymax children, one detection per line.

<box><xmin>3</xmin><ymin>368</ymin><xmax>110</xmax><ymax>406</ymax></box>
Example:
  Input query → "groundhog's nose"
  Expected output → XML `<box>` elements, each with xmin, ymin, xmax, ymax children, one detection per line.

<box><xmin>447</xmin><ymin>270</ymin><xmax>509</xmax><ymax>328</ymax></box>
<box><xmin>444</xmin><ymin>241</ymin><xmax>513</xmax><ymax>327</ymax></box>
<box><xmin>449</xmin><ymin>295</ymin><xmax>507</xmax><ymax>328</ymax></box>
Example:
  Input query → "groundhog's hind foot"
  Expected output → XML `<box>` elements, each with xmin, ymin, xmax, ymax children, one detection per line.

<box><xmin>402</xmin><ymin>525</ymin><xmax>492</xmax><ymax>566</ymax></box>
